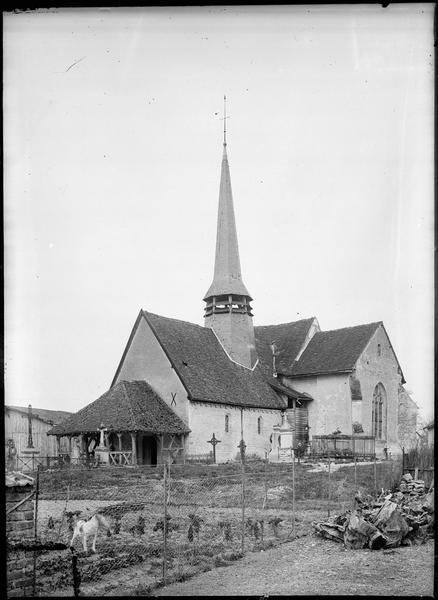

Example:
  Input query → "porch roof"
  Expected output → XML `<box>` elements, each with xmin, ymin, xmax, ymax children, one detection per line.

<box><xmin>47</xmin><ymin>380</ymin><xmax>190</xmax><ymax>436</ymax></box>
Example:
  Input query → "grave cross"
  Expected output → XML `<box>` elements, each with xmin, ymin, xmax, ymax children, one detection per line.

<box><xmin>207</xmin><ymin>433</ymin><xmax>221</xmax><ymax>464</ymax></box>
<box><xmin>237</xmin><ymin>438</ymin><xmax>246</xmax><ymax>462</ymax></box>
<box><xmin>97</xmin><ymin>423</ymin><xmax>108</xmax><ymax>448</ymax></box>
<box><xmin>27</xmin><ymin>404</ymin><xmax>34</xmax><ymax>449</ymax></box>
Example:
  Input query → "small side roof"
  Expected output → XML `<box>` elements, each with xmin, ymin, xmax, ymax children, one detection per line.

<box><xmin>289</xmin><ymin>322</ymin><xmax>382</xmax><ymax>377</ymax></box>
<box><xmin>286</xmin><ymin>322</ymin><xmax>405</xmax><ymax>383</ymax></box>
<box><xmin>47</xmin><ymin>380</ymin><xmax>190</xmax><ymax>436</ymax></box>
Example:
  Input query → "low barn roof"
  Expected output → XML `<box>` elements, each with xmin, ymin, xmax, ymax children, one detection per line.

<box><xmin>142</xmin><ymin>311</ymin><xmax>286</xmax><ymax>410</ymax></box>
<box><xmin>5</xmin><ymin>405</ymin><xmax>72</xmax><ymax>425</ymax></box>
<box><xmin>48</xmin><ymin>380</ymin><xmax>190</xmax><ymax>436</ymax></box>
<box><xmin>289</xmin><ymin>322</ymin><xmax>382</xmax><ymax>377</ymax></box>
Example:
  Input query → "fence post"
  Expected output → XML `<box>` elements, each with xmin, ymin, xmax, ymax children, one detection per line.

<box><xmin>71</xmin><ymin>549</ymin><xmax>81</xmax><ymax>597</ymax></box>
<box><xmin>241</xmin><ymin>451</ymin><xmax>246</xmax><ymax>555</ymax></box>
<box><xmin>162</xmin><ymin>461</ymin><xmax>168</xmax><ymax>585</ymax></box>
<box><xmin>354</xmin><ymin>455</ymin><xmax>357</xmax><ymax>489</ymax></box>
<box><xmin>373</xmin><ymin>455</ymin><xmax>377</xmax><ymax>496</ymax></box>
<box><xmin>327</xmin><ymin>454</ymin><xmax>331</xmax><ymax>518</ymax></box>
<box><xmin>32</xmin><ymin>470</ymin><xmax>40</xmax><ymax>596</ymax></box>
<box><xmin>292</xmin><ymin>446</ymin><xmax>296</xmax><ymax>538</ymax></box>
<box><xmin>263</xmin><ymin>453</ymin><xmax>268</xmax><ymax>510</ymax></box>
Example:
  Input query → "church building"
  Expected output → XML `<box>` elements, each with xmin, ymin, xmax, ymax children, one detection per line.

<box><xmin>49</xmin><ymin>111</ymin><xmax>414</xmax><ymax>464</ymax></box>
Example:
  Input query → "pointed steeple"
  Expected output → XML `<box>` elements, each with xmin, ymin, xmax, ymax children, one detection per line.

<box><xmin>204</xmin><ymin>96</ymin><xmax>252</xmax><ymax>301</ymax></box>
<box><xmin>203</xmin><ymin>144</ymin><xmax>252</xmax><ymax>301</ymax></box>
<box><xmin>203</xmin><ymin>97</ymin><xmax>257</xmax><ymax>369</ymax></box>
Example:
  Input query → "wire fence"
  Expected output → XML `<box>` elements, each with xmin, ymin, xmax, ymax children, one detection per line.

<box><xmin>14</xmin><ymin>454</ymin><xmax>412</xmax><ymax>596</ymax></box>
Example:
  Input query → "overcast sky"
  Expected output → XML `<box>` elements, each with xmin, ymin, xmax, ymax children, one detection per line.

<box><xmin>4</xmin><ymin>5</ymin><xmax>434</xmax><ymax>421</ymax></box>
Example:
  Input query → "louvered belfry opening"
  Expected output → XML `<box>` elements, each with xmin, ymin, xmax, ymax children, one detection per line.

<box><xmin>204</xmin><ymin>294</ymin><xmax>253</xmax><ymax>318</ymax></box>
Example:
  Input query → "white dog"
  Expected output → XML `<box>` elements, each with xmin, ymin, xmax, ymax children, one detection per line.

<box><xmin>70</xmin><ymin>513</ymin><xmax>112</xmax><ymax>553</ymax></box>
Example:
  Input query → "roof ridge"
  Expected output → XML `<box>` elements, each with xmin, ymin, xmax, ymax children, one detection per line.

<box><xmin>142</xmin><ymin>309</ymin><xmax>207</xmax><ymax>331</ymax></box>
<box><xmin>317</xmin><ymin>321</ymin><xmax>382</xmax><ymax>335</ymax></box>
<box><xmin>255</xmin><ymin>317</ymin><xmax>315</xmax><ymax>329</ymax></box>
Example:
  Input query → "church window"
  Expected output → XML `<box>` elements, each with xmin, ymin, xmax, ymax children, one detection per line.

<box><xmin>225</xmin><ymin>414</ymin><xmax>230</xmax><ymax>433</ymax></box>
<box><xmin>371</xmin><ymin>383</ymin><xmax>386</xmax><ymax>440</ymax></box>
<box><xmin>257</xmin><ymin>416</ymin><xmax>263</xmax><ymax>435</ymax></box>
<box><xmin>377</xmin><ymin>344</ymin><xmax>381</xmax><ymax>357</ymax></box>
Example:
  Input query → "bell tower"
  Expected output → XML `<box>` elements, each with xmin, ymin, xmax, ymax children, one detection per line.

<box><xmin>203</xmin><ymin>97</ymin><xmax>257</xmax><ymax>369</ymax></box>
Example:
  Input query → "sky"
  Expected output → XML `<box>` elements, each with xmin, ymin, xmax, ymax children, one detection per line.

<box><xmin>4</xmin><ymin>5</ymin><xmax>434</xmax><ymax>422</ymax></box>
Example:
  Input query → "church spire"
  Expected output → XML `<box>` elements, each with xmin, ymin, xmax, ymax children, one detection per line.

<box><xmin>203</xmin><ymin>98</ymin><xmax>256</xmax><ymax>369</ymax></box>
<box><xmin>203</xmin><ymin>97</ymin><xmax>252</xmax><ymax>301</ymax></box>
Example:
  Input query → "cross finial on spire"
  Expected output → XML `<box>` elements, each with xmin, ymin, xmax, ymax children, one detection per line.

<box><xmin>220</xmin><ymin>95</ymin><xmax>230</xmax><ymax>147</ymax></box>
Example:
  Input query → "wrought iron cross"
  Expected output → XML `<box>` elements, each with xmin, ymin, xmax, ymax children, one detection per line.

<box><xmin>220</xmin><ymin>95</ymin><xmax>230</xmax><ymax>146</ymax></box>
<box><xmin>207</xmin><ymin>433</ymin><xmax>221</xmax><ymax>464</ymax></box>
<box><xmin>27</xmin><ymin>404</ymin><xmax>34</xmax><ymax>449</ymax></box>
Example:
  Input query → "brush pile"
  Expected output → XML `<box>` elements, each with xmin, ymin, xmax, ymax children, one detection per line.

<box><xmin>312</xmin><ymin>473</ymin><xmax>434</xmax><ymax>550</ymax></box>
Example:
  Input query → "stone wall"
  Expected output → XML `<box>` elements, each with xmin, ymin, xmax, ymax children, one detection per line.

<box><xmin>188</xmin><ymin>401</ymin><xmax>283</xmax><ymax>461</ymax></box>
<box><xmin>6</xmin><ymin>481</ymin><xmax>35</xmax><ymax>597</ymax></box>
<box><xmin>282</xmin><ymin>374</ymin><xmax>352</xmax><ymax>437</ymax></box>
<box><xmin>354</xmin><ymin>325</ymin><xmax>403</xmax><ymax>455</ymax></box>
<box><xmin>114</xmin><ymin>315</ymin><xmax>189</xmax><ymax>424</ymax></box>
<box><xmin>397</xmin><ymin>386</ymin><xmax>418</xmax><ymax>450</ymax></box>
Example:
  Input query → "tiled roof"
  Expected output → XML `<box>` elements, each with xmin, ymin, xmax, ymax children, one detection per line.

<box><xmin>5</xmin><ymin>405</ymin><xmax>72</xmax><ymax>425</ymax></box>
<box><xmin>6</xmin><ymin>472</ymin><xmax>34</xmax><ymax>488</ymax></box>
<box><xmin>47</xmin><ymin>380</ymin><xmax>190</xmax><ymax>436</ymax></box>
<box><xmin>268</xmin><ymin>378</ymin><xmax>313</xmax><ymax>401</ymax></box>
<box><xmin>254</xmin><ymin>318</ymin><xmax>315</xmax><ymax>376</ymax></box>
<box><xmin>143</xmin><ymin>311</ymin><xmax>285</xmax><ymax>410</ymax></box>
<box><xmin>289</xmin><ymin>322</ymin><xmax>382</xmax><ymax>377</ymax></box>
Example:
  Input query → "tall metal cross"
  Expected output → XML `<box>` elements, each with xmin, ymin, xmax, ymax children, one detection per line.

<box><xmin>27</xmin><ymin>404</ymin><xmax>34</xmax><ymax>449</ymax></box>
<box><xmin>220</xmin><ymin>95</ymin><xmax>230</xmax><ymax>146</ymax></box>
<box><xmin>207</xmin><ymin>433</ymin><xmax>221</xmax><ymax>464</ymax></box>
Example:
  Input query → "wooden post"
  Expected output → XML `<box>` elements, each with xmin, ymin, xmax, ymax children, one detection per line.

<box><xmin>354</xmin><ymin>455</ymin><xmax>357</xmax><ymax>488</ymax></box>
<box><xmin>291</xmin><ymin>398</ymin><xmax>296</xmax><ymax>536</ymax></box>
<box><xmin>32</xmin><ymin>471</ymin><xmax>40</xmax><ymax>596</ymax></box>
<box><xmin>131</xmin><ymin>432</ymin><xmax>137</xmax><ymax>465</ymax></box>
<box><xmin>240</xmin><ymin>408</ymin><xmax>245</xmax><ymax>555</ymax></box>
<box><xmin>374</xmin><ymin>455</ymin><xmax>377</xmax><ymax>496</ymax></box>
<box><xmin>327</xmin><ymin>455</ymin><xmax>331</xmax><ymax>518</ymax></box>
<box><xmin>162</xmin><ymin>462</ymin><xmax>168</xmax><ymax>585</ymax></box>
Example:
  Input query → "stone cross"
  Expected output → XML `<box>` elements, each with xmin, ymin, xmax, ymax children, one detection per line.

<box><xmin>237</xmin><ymin>438</ymin><xmax>246</xmax><ymax>462</ymax></box>
<box><xmin>98</xmin><ymin>424</ymin><xmax>108</xmax><ymax>447</ymax></box>
<box><xmin>207</xmin><ymin>433</ymin><xmax>221</xmax><ymax>463</ymax></box>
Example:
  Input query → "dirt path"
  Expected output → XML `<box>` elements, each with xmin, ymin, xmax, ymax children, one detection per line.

<box><xmin>153</xmin><ymin>537</ymin><xmax>434</xmax><ymax>597</ymax></box>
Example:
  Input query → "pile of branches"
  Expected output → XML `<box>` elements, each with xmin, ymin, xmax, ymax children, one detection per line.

<box><xmin>312</xmin><ymin>473</ymin><xmax>434</xmax><ymax>550</ymax></box>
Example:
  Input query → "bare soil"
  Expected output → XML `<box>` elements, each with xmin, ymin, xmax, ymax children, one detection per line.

<box><xmin>153</xmin><ymin>536</ymin><xmax>434</xmax><ymax>597</ymax></box>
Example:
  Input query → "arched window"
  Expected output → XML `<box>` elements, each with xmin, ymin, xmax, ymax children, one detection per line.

<box><xmin>257</xmin><ymin>416</ymin><xmax>263</xmax><ymax>435</ymax></box>
<box><xmin>372</xmin><ymin>383</ymin><xmax>386</xmax><ymax>440</ymax></box>
<box><xmin>225</xmin><ymin>414</ymin><xmax>230</xmax><ymax>433</ymax></box>
<box><xmin>377</xmin><ymin>344</ymin><xmax>381</xmax><ymax>357</ymax></box>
